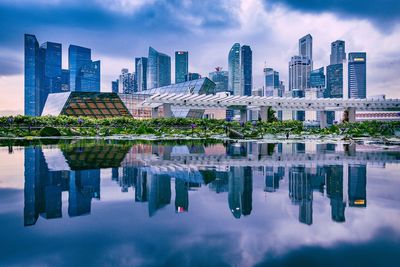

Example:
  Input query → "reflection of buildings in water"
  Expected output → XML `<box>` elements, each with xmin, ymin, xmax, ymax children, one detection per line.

<box><xmin>326</xmin><ymin>165</ymin><xmax>346</xmax><ymax>222</ymax></box>
<box><xmin>264</xmin><ymin>166</ymin><xmax>285</xmax><ymax>192</ymax></box>
<box><xmin>175</xmin><ymin>179</ymin><xmax>188</xmax><ymax>213</ymax></box>
<box><xmin>348</xmin><ymin>164</ymin><xmax>367</xmax><ymax>207</ymax></box>
<box><xmin>24</xmin><ymin>147</ymin><xmax>100</xmax><ymax>226</ymax></box>
<box><xmin>289</xmin><ymin>166</ymin><xmax>313</xmax><ymax>225</ymax></box>
<box><xmin>148</xmin><ymin>174</ymin><xmax>171</xmax><ymax>217</ymax></box>
<box><xmin>228</xmin><ymin>166</ymin><xmax>252</xmax><ymax>219</ymax></box>
<box><xmin>208</xmin><ymin>171</ymin><xmax>229</xmax><ymax>193</ymax></box>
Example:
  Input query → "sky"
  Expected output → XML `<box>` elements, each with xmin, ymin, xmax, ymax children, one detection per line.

<box><xmin>0</xmin><ymin>0</ymin><xmax>399</xmax><ymax>115</ymax></box>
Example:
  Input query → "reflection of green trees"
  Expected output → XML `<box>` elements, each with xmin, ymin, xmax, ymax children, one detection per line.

<box><xmin>0</xmin><ymin>115</ymin><xmax>399</xmax><ymax>138</ymax></box>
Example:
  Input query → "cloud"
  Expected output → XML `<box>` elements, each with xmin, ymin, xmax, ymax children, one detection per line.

<box><xmin>0</xmin><ymin>55</ymin><xmax>22</xmax><ymax>76</ymax></box>
<box><xmin>264</xmin><ymin>0</ymin><xmax>400</xmax><ymax>30</ymax></box>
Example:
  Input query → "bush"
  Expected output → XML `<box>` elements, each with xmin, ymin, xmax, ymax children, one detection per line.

<box><xmin>39</xmin><ymin>126</ymin><xmax>61</xmax><ymax>137</ymax></box>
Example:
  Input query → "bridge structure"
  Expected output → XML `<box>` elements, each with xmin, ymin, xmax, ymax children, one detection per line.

<box><xmin>140</xmin><ymin>93</ymin><xmax>400</xmax><ymax>128</ymax></box>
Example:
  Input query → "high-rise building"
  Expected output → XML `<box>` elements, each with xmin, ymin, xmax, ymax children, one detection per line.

<box><xmin>41</xmin><ymin>42</ymin><xmax>62</xmax><ymax>94</ymax></box>
<box><xmin>228</xmin><ymin>43</ymin><xmax>241</xmax><ymax>95</ymax></box>
<box><xmin>68</xmin><ymin>45</ymin><xmax>91</xmax><ymax>92</ymax></box>
<box><xmin>348</xmin><ymin>52</ymin><xmax>366</xmax><ymax>99</ymax></box>
<box><xmin>111</xmin><ymin>80</ymin><xmax>119</xmax><ymax>93</ymax></box>
<box><xmin>264</xmin><ymin>68</ymin><xmax>280</xmax><ymax>97</ymax></box>
<box><xmin>348</xmin><ymin>164</ymin><xmax>367</xmax><ymax>207</ymax></box>
<box><xmin>24</xmin><ymin>34</ymin><xmax>62</xmax><ymax>116</ymax></box>
<box><xmin>330</xmin><ymin>40</ymin><xmax>346</xmax><ymax>65</ymax></box>
<box><xmin>135</xmin><ymin>57</ymin><xmax>147</xmax><ymax>92</ymax></box>
<box><xmin>289</xmin><ymin>56</ymin><xmax>312</xmax><ymax>91</ymax></box>
<box><xmin>310</xmin><ymin>67</ymin><xmax>325</xmax><ymax>89</ymax></box>
<box><xmin>147</xmin><ymin>47</ymin><xmax>171</xmax><ymax>89</ymax></box>
<box><xmin>175</xmin><ymin>51</ymin><xmax>188</xmax><ymax>84</ymax></box>
<box><xmin>299</xmin><ymin>34</ymin><xmax>313</xmax><ymax>65</ymax></box>
<box><xmin>76</xmin><ymin>60</ymin><xmax>100</xmax><ymax>92</ymax></box>
<box><xmin>24</xmin><ymin>34</ymin><xmax>41</xmax><ymax>116</ymax></box>
<box><xmin>241</xmin><ymin>45</ymin><xmax>252</xmax><ymax>96</ymax></box>
<box><xmin>61</xmin><ymin>69</ymin><xmax>70</xmax><ymax>92</ymax></box>
<box><xmin>118</xmin><ymin>69</ymin><xmax>135</xmax><ymax>94</ymax></box>
<box><xmin>185</xmin><ymin>72</ymin><xmax>201</xmax><ymax>81</ymax></box>
<box><xmin>325</xmin><ymin>64</ymin><xmax>343</xmax><ymax>98</ymax></box>
<box><xmin>209</xmin><ymin>67</ymin><xmax>228</xmax><ymax>93</ymax></box>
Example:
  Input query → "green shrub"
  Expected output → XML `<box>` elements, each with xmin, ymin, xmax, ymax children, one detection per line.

<box><xmin>39</xmin><ymin>126</ymin><xmax>61</xmax><ymax>137</ymax></box>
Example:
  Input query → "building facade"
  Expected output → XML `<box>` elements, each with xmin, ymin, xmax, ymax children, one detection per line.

<box><xmin>209</xmin><ymin>67</ymin><xmax>228</xmax><ymax>93</ymax></box>
<box><xmin>147</xmin><ymin>47</ymin><xmax>171</xmax><ymax>89</ymax></box>
<box><xmin>118</xmin><ymin>68</ymin><xmax>135</xmax><ymax>94</ymax></box>
<box><xmin>330</xmin><ymin>40</ymin><xmax>346</xmax><ymax>65</ymax></box>
<box><xmin>348</xmin><ymin>52</ymin><xmax>366</xmax><ymax>99</ymax></box>
<box><xmin>264</xmin><ymin>68</ymin><xmax>280</xmax><ymax>97</ymax></box>
<box><xmin>185</xmin><ymin>72</ymin><xmax>201</xmax><ymax>81</ymax></box>
<box><xmin>61</xmin><ymin>69</ymin><xmax>70</xmax><ymax>92</ymax></box>
<box><xmin>24</xmin><ymin>34</ymin><xmax>41</xmax><ymax>116</ymax></box>
<box><xmin>68</xmin><ymin>45</ymin><xmax>91</xmax><ymax>92</ymax></box>
<box><xmin>135</xmin><ymin>57</ymin><xmax>148</xmax><ymax>92</ymax></box>
<box><xmin>289</xmin><ymin>56</ymin><xmax>312</xmax><ymax>91</ymax></box>
<box><xmin>76</xmin><ymin>60</ymin><xmax>100</xmax><ymax>93</ymax></box>
<box><xmin>111</xmin><ymin>80</ymin><xmax>119</xmax><ymax>93</ymax></box>
<box><xmin>228</xmin><ymin>43</ymin><xmax>241</xmax><ymax>95</ymax></box>
<box><xmin>299</xmin><ymin>34</ymin><xmax>313</xmax><ymax>67</ymax></box>
<box><xmin>41</xmin><ymin>42</ymin><xmax>62</xmax><ymax>94</ymax></box>
<box><xmin>175</xmin><ymin>51</ymin><xmax>188</xmax><ymax>84</ymax></box>
<box><xmin>241</xmin><ymin>45</ymin><xmax>252</xmax><ymax>96</ymax></box>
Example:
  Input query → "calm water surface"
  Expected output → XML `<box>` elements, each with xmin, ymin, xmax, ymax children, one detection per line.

<box><xmin>0</xmin><ymin>139</ymin><xmax>399</xmax><ymax>267</ymax></box>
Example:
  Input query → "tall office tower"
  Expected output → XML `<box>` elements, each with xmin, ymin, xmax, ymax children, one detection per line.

<box><xmin>348</xmin><ymin>52</ymin><xmax>366</xmax><ymax>99</ymax></box>
<box><xmin>24</xmin><ymin>34</ymin><xmax>62</xmax><ymax>116</ymax></box>
<box><xmin>299</xmin><ymin>34</ymin><xmax>313</xmax><ymax>67</ymax></box>
<box><xmin>228</xmin><ymin>43</ymin><xmax>241</xmax><ymax>95</ymax></box>
<box><xmin>241</xmin><ymin>45</ymin><xmax>252</xmax><ymax>96</ymax></box>
<box><xmin>326</xmin><ymin>165</ymin><xmax>345</xmax><ymax>222</ymax></box>
<box><xmin>175</xmin><ymin>179</ymin><xmax>189</xmax><ymax>213</ymax></box>
<box><xmin>24</xmin><ymin>34</ymin><xmax>41</xmax><ymax>116</ymax></box>
<box><xmin>310</xmin><ymin>67</ymin><xmax>325</xmax><ymax>90</ymax></box>
<box><xmin>61</xmin><ymin>69</ymin><xmax>70</xmax><ymax>92</ymax></box>
<box><xmin>263</xmin><ymin>68</ymin><xmax>280</xmax><ymax>97</ymax></box>
<box><xmin>135</xmin><ymin>57</ymin><xmax>148</xmax><ymax>92</ymax></box>
<box><xmin>40</xmin><ymin>42</ymin><xmax>62</xmax><ymax>94</ymax></box>
<box><xmin>118</xmin><ymin>68</ymin><xmax>135</xmax><ymax>94</ymax></box>
<box><xmin>348</xmin><ymin>164</ymin><xmax>367</xmax><ymax>207</ymax></box>
<box><xmin>147</xmin><ymin>47</ymin><xmax>171</xmax><ymax>89</ymax></box>
<box><xmin>111</xmin><ymin>80</ymin><xmax>119</xmax><ymax>93</ymax></box>
<box><xmin>75</xmin><ymin>60</ymin><xmax>100</xmax><ymax>92</ymax></box>
<box><xmin>175</xmin><ymin>51</ymin><xmax>188</xmax><ymax>84</ymax></box>
<box><xmin>209</xmin><ymin>67</ymin><xmax>229</xmax><ymax>93</ymax></box>
<box><xmin>185</xmin><ymin>72</ymin><xmax>201</xmax><ymax>81</ymax></box>
<box><xmin>289</xmin><ymin>56</ymin><xmax>312</xmax><ymax>91</ymax></box>
<box><xmin>330</xmin><ymin>40</ymin><xmax>346</xmax><ymax>65</ymax></box>
<box><xmin>68</xmin><ymin>45</ymin><xmax>91</xmax><ymax>92</ymax></box>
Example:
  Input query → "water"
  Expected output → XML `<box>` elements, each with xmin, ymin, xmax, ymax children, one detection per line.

<box><xmin>0</xmin><ymin>139</ymin><xmax>399</xmax><ymax>267</ymax></box>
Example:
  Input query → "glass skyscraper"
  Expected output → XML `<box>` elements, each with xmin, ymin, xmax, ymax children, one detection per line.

<box><xmin>209</xmin><ymin>67</ymin><xmax>228</xmax><ymax>93</ymax></box>
<box><xmin>68</xmin><ymin>45</ymin><xmax>91</xmax><ymax>92</ymax></box>
<box><xmin>241</xmin><ymin>45</ymin><xmax>252</xmax><ymax>96</ymax></box>
<box><xmin>41</xmin><ymin>42</ymin><xmax>62</xmax><ymax>94</ymax></box>
<box><xmin>135</xmin><ymin>57</ymin><xmax>148</xmax><ymax>92</ymax></box>
<box><xmin>264</xmin><ymin>68</ymin><xmax>280</xmax><ymax>97</ymax></box>
<box><xmin>289</xmin><ymin>56</ymin><xmax>311</xmax><ymax>91</ymax></box>
<box><xmin>147</xmin><ymin>47</ymin><xmax>171</xmax><ymax>89</ymax></box>
<box><xmin>61</xmin><ymin>69</ymin><xmax>70</xmax><ymax>92</ymax></box>
<box><xmin>228</xmin><ymin>43</ymin><xmax>241</xmax><ymax>95</ymax></box>
<box><xmin>24</xmin><ymin>34</ymin><xmax>40</xmax><ymax>116</ymax></box>
<box><xmin>330</xmin><ymin>40</ymin><xmax>346</xmax><ymax>65</ymax></box>
<box><xmin>175</xmin><ymin>51</ymin><xmax>188</xmax><ymax>84</ymax></box>
<box><xmin>348</xmin><ymin>52</ymin><xmax>367</xmax><ymax>99</ymax></box>
<box><xmin>310</xmin><ymin>67</ymin><xmax>325</xmax><ymax>89</ymax></box>
<box><xmin>299</xmin><ymin>34</ymin><xmax>313</xmax><ymax>67</ymax></box>
<box><xmin>24</xmin><ymin>34</ymin><xmax>62</xmax><ymax>116</ymax></box>
<box><xmin>76</xmin><ymin>60</ymin><xmax>100</xmax><ymax>93</ymax></box>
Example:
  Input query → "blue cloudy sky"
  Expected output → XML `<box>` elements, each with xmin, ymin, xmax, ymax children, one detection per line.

<box><xmin>0</xmin><ymin>0</ymin><xmax>400</xmax><ymax>114</ymax></box>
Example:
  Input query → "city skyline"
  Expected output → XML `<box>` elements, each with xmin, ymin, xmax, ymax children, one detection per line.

<box><xmin>1</xmin><ymin>0</ymin><xmax>400</xmax><ymax>114</ymax></box>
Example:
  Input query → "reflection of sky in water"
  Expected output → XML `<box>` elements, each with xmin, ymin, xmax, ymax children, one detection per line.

<box><xmin>0</xmin><ymin>141</ymin><xmax>399</xmax><ymax>266</ymax></box>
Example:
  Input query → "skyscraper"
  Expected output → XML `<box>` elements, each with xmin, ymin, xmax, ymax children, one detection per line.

<box><xmin>209</xmin><ymin>67</ymin><xmax>228</xmax><ymax>93</ymax></box>
<box><xmin>24</xmin><ymin>34</ymin><xmax>62</xmax><ymax>116</ymax></box>
<box><xmin>147</xmin><ymin>47</ymin><xmax>171</xmax><ymax>89</ymax></box>
<box><xmin>40</xmin><ymin>42</ymin><xmax>62</xmax><ymax>94</ymax></box>
<box><xmin>135</xmin><ymin>57</ymin><xmax>148</xmax><ymax>92</ymax></box>
<box><xmin>299</xmin><ymin>34</ymin><xmax>313</xmax><ymax>66</ymax></box>
<box><xmin>68</xmin><ymin>45</ymin><xmax>91</xmax><ymax>92</ymax></box>
<box><xmin>118</xmin><ymin>68</ymin><xmax>135</xmax><ymax>94</ymax></box>
<box><xmin>289</xmin><ymin>56</ymin><xmax>312</xmax><ymax>91</ymax></box>
<box><xmin>76</xmin><ymin>60</ymin><xmax>100</xmax><ymax>92</ymax></box>
<box><xmin>175</xmin><ymin>51</ymin><xmax>188</xmax><ymax>84</ymax></box>
<box><xmin>348</xmin><ymin>52</ymin><xmax>367</xmax><ymax>99</ymax></box>
<box><xmin>264</xmin><ymin>68</ymin><xmax>280</xmax><ymax>97</ymax></box>
<box><xmin>330</xmin><ymin>40</ymin><xmax>346</xmax><ymax>65</ymax></box>
<box><xmin>310</xmin><ymin>67</ymin><xmax>325</xmax><ymax>89</ymax></box>
<box><xmin>228</xmin><ymin>43</ymin><xmax>241</xmax><ymax>95</ymax></box>
<box><xmin>61</xmin><ymin>69</ymin><xmax>70</xmax><ymax>92</ymax></box>
<box><xmin>241</xmin><ymin>45</ymin><xmax>252</xmax><ymax>96</ymax></box>
<box><xmin>111</xmin><ymin>80</ymin><xmax>119</xmax><ymax>93</ymax></box>
<box><xmin>24</xmin><ymin>34</ymin><xmax>40</xmax><ymax>116</ymax></box>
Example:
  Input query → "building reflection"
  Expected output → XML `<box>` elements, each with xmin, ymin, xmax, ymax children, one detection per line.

<box><xmin>23</xmin><ymin>140</ymin><xmax>378</xmax><ymax>226</ymax></box>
